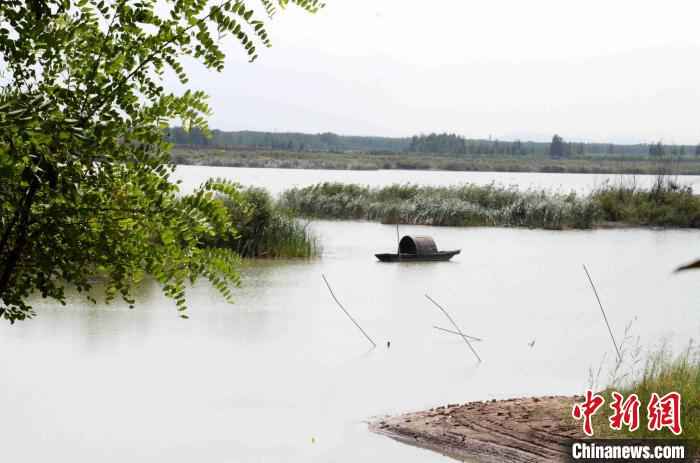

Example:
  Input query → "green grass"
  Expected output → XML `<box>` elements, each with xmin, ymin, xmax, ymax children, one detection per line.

<box><xmin>281</xmin><ymin>182</ymin><xmax>581</xmax><ymax>229</ymax></box>
<box><xmin>279</xmin><ymin>179</ymin><xmax>700</xmax><ymax>230</ymax></box>
<box><xmin>592</xmin><ymin>177</ymin><xmax>700</xmax><ymax>227</ymax></box>
<box><xmin>594</xmin><ymin>342</ymin><xmax>699</xmax><ymax>450</ymax></box>
<box><xmin>207</xmin><ymin>187</ymin><xmax>320</xmax><ymax>258</ymax></box>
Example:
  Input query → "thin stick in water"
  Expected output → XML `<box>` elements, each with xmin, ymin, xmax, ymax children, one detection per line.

<box><xmin>322</xmin><ymin>274</ymin><xmax>376</xmax><ymax>348</ymax></box>
<box><xmin>396</xmin><ymin>223</ymin><xmax>400</xmax><ymax>257</ymax></box>
<box><xmin>433</xmin><ymin>325</ymin><xmax>483</xmax><ymax>342</ymax></box>
<box><xmin>425</xmin><ymin>294</ymin><xmax>482</xmax><ymax>363</ymax></box>
<box><xmin>582</xmin><ymin>264</ymin><xmax>622</xmax><ymax>362</ymax></box>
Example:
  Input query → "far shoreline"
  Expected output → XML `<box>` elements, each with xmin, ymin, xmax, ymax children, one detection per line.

<box><xmin>171</xmin><ymin>147</ymin><xmax>700</xmax><ymax>176</ymax></box>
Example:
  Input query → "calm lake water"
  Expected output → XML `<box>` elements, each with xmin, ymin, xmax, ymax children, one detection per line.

<box><xmin>2</xmin><ymin>168</ymin><xmax>700</xmax><ymax>462</ymax></box>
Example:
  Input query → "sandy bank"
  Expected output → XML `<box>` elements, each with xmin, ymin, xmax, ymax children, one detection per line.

<box><xmin>370</xmin><ymin>396</ymin><xmax>584</xmax><ymax>463</ymax></box>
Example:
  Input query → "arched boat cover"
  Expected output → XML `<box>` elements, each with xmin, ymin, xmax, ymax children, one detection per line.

<box><xmin>398</xmin><ymin>235</ymin><xmax>438</xmax><ymax>255</ymax></box>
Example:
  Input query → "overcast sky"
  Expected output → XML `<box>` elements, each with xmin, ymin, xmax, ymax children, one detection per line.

<box><xmin>169</xmin><ymin>0</ymin><xmax>700</xmax><ymax>144</ymax></box>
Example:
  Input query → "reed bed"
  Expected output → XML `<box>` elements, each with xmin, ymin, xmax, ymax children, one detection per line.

<box><xmin>280</xmin><ymin>182</ymin><xmax>600</xmax><ymax>229</ymax></box>
<box><xmin>209</xmin><ymin>187</ymin><xmax>320</xmax><ymax>258</ymax></box>
<box><xmin>280</xmin><ymin>180</ymin><xmax>700</xmax><ymax>230</ymax></box>
<box><xmin>592</xmin><ymin>177</ymin><xmax>700</xmax><ymax>227</ymax></box>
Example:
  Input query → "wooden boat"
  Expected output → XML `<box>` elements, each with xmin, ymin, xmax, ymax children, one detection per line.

<box><xmin>375</xmin><ymin>250</ymin><xmax>461</xmax><ymax>262</ymax></box>
<box><xmin>375</xmin><ymin>235</ymin><xmax>460</xmax><ymax>262</ymax></box>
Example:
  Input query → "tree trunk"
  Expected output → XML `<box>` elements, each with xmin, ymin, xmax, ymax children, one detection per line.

<box><xmin>0</xmin><ymin>177</ymin><xmax>40</xmax><ymax>297</ymax></box>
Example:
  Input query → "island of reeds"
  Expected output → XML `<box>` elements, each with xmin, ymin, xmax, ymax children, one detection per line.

<box><xmin>279</xmin><ymin>178</ymin><xmax>700</xmax><ymax>230</ymax></box>
<box><xmin>212</xmin><ymin>186</ymin><xmax>319</xmax><ymax>258</ymax></box>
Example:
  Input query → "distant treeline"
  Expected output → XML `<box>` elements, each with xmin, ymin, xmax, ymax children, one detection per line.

<box><xmin>406</xmin><ymin>133</ymin><xmax>700</xmax><ymax>158</ymax></box>
<box><xmin>408</xmin><ymin>133</ymin><xmax>534</xmax><ymax>156</ymax></box>
<box><xmin>168</xmin><ymin>127</ymin><xmax>700</xmax><ymax>158</ymax></box>
<box><xmin>168</xmin><ymin>127</ymin><xmax>409</xmax><ymax>153</ymax></box>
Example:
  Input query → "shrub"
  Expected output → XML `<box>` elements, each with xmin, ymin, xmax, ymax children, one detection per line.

<box><xmin>212</xmin><ymin>187</ymin><xmax>319</xmax><ymax>258</ymax></box>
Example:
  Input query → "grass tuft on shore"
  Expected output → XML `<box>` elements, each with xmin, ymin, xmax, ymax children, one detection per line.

<box><xmin>595</xmin><ymin>342</ymin><xmax>699</xmax><ymax>446</ymax></box>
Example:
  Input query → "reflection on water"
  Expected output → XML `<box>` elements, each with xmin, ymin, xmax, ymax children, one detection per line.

<box><xmin>2</xmin><ymin>219</ymin><xmax>700</xmax><ymax>462</ymax></box>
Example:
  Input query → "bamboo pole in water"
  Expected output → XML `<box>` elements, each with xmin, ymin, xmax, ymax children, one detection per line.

<box><xmin>433</xmin><ymin>325</ymin><xmax>484</xmax><ymax>342</ymax></box>
<box><xmin>425</xmin><ymin>294</ymin><xmax>482</xmax><ymax>363</ymax></box>
<box><xmin>322</xmin><ymin>274</ymin><xmax>376</xmax><ymax>349</ymax></box>
<box><xmin>396</xmin><ymin>223</ymin><xmax>400</xmax><ymax>259</ymax></box>
<box><xmin>582</xmin><ymin>264</ymin><xmax>622</xmax><ymax>363</ymax></box>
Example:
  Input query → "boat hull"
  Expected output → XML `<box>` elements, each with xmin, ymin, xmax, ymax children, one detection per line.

<box><xmin>374</xmin><ymin>250</ymin><xmax>461</xmax><ymax>262</ymax></box>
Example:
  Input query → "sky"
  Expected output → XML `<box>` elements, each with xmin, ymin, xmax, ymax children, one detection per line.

<box><xmin>168</xmin><ymin>0</ymin><xmax>700</xmax><ymax>144</ymax></box>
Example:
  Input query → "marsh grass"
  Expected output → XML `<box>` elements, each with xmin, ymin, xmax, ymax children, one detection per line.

<box><xmin>281</xmin><ymin>182</ymin><xmax>600</xmax><ymax>229</ymax></box>
<box><xmin>592</xmin><ymin>176</ymin><xmax>700</xmax><ymax>228</ymax></box>
<box><xmin>280</xmin><ymin>180</ymin><xmax>700</xmax><ymax>230</ymax></box>
<box><xmin>586</xmin><ymin>317</ymin><xmax>699</xmax><ymax>448</ymax></box>
<box><xmin>237</xmin><ymin>208</ymin><xmax>320</xmax><ymax>258</ymax></box>
<box><xmin>592</xmin><ymin>340</ymin><xmax>700</xmax><ymax>449</ymax></box>
<box><xmin>210</xmin><ymin>187</ymin><xmax>320</xmax><ymax>258</ymax></box>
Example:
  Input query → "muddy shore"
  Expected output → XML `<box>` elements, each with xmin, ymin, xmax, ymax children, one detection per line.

<box><xmin>370</xmin><ymin>396</ymin><xmax>584</xmax><ymax>463</ymax></box>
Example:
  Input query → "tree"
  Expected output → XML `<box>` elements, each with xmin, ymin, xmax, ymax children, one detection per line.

<box><xmin>649</xmin><ymin>141</ymin><xmax>665</xmax><ymax>157</ymax></box>
<box><xmin>0</xmin><ymin>0</ymin><xmax>322</xmax><ymax>323</ymax></box>
<box><xmin>696</xmin><ymin>144</ymin><xmax>700</xmax><ymax>157</ymax></box>
<box><xmin>407</xmin><ymin>133</ymin><xmax>467</xmax><ymax>154</ymax></box>
<box><xmin>512</xmin><ymin>140</ymin><xmax>523</xmax><ymax>156</ymax></box>
<box><xmin>549</xmin><ymin>134</ymin><xmax>566</xmax><ymax>159</ymax></box>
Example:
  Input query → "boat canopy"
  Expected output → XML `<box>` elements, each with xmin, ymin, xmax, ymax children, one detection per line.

<box><xmin>399</xmin><ymin>235</ymin><xmax>438</xmax><ymax>255</ymax></box>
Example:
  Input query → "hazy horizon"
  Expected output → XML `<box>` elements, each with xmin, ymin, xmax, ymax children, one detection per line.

<box><xmin>167</xmin><ymin>0</ymin><xmax>700</xmax><ymax>145</ymax></box>
<box><xmin>189</xmin><ymin>126</ymin><xmax>695</xmax><ymax>147</ymax></box>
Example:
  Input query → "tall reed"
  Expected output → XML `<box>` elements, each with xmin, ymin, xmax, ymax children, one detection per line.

<box><xmin>592</xmin><ymin>177</ymin><xmax>700</xmax><ymax>227</ymax></box>
<box><xmin>595</xmin><ymin>340</ymin><xmax>699</xmax><ymax>446</ymax></box>
<box><xmin>210</xmin><ymin>187</ymin><xmax>320</xmax><ymax>258</ymax></box>
<box><xmin>281</xmin><ymin>180</ymin><xmax>700</xmax><ymax>230</ymax></box>
<box><xmin>280</xmin><ymin>182</ymin><xmax>600</xmax><ymax>229</ymax></box>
